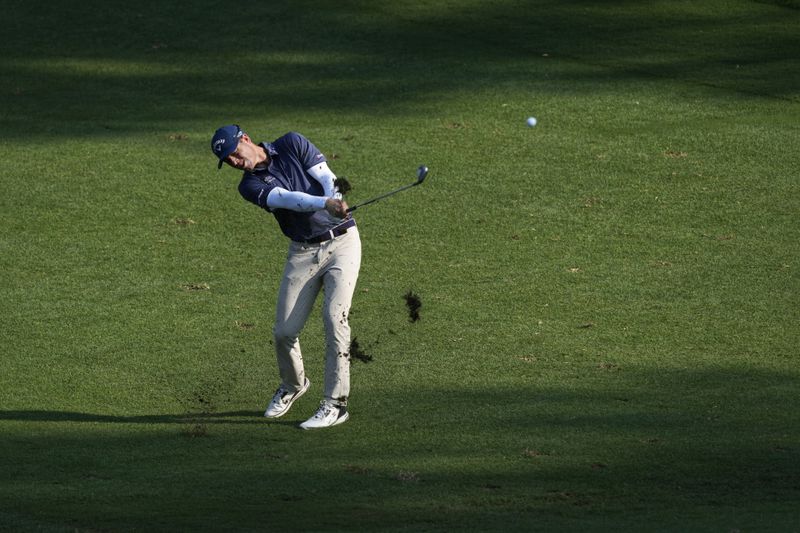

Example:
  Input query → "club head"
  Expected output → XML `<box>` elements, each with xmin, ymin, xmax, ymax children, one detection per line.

<box><xmin>416</xmin><ymin>165</ymin><xmax>429</xmax><ymax>184</ymax></box>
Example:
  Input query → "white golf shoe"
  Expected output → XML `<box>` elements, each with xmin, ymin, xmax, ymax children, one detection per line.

<box><xmin>299</xmin><ymin>400</ymin><xmax>349</xmax><ymax>430</ymax></box>
<box><xmin>264</xmin><ymin>378</ymin><xmax>310</xmax><ymax>418</ymax></box>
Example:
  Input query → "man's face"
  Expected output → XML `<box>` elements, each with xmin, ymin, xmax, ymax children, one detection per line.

<box><xmin>225</xmin><ymin>134</ymin><xmax>263</xmax><ymax>171</ymax></box>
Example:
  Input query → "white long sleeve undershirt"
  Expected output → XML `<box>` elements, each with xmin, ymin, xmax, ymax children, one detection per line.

<box><xmin>265</xmin><ymin>161</ymin><xmax>341</xmax><ymax>212</ymax></box>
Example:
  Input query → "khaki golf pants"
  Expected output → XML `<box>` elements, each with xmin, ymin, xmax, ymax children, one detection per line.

<box><xmin>273</xmin><ymin>228</ymin><xmax>361</xmax><ymax>407</ymax></box>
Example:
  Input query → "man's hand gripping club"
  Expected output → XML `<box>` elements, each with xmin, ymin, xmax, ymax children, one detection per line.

<box><xmin>325</xmin><ymin>198</ymin><xmax>349</xmax><ymax>219</ymax></box>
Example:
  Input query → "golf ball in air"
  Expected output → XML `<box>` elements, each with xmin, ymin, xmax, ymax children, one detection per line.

<box><xmin>526</xmin><ymin>117</ymin><xmax>538</xmax><ymax>127</ymax></box>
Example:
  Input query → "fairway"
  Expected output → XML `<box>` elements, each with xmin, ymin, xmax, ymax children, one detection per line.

<box><xmin>1</xmin><ymin>0</ymin><xmax>799</xmax><ymax>531</ymax></box>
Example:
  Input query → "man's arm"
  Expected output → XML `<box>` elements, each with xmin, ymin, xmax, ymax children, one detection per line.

<box><xmin>267</xmin><ymin>187</ymin><xmax>348</xmax><ymax>218</ymax></box>
<box><xmin>306</xmin><ymin>162</ymin><xmax>340</xmax><ymax>199</ymax></box>
<box><xmin>239</xmin><ymin>175</ymin><xmax>333</xmax><ymax>213</ymax></box>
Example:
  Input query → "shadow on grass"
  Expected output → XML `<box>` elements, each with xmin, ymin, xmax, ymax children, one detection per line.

<box><xmin>1</xmin><ymin>0</ymin><xmax>798</xmax><ymax>139</ymax></box>
<box><xmin>1</xmin><ymin>366</ymin><xmax>798</xmax><ymax>531</ymax></box>
<box><xmin>0</xmin><ymin>410</ymin><xmax>265</xmax><ymax>425</ymax></box>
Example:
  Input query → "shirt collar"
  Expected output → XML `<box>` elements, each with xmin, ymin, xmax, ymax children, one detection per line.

<box><xmin>260</xmin><ymin>142</ymin><xmax>279</xmax><ymax>157</ymax></box>
<box><xmin>251</xmin><ymin>142</ymin><xmax>279</xmax><ymax>173</ymax></box>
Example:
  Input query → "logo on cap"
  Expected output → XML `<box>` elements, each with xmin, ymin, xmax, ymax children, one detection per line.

<box><xmin>211</xmin><ymin>125</ymin><xmax>243</xmax><ymax>169</ymax></box>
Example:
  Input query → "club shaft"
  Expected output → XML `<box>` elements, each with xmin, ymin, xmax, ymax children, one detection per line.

<box><xmin>347</xmin><ymin>182</ymin><xmax>418</xmax><ymax>212</ymax></box>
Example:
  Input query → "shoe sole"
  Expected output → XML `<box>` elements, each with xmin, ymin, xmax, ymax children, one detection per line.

<box><xmin>332</xmin><ymin>411</ymin><xmax>349</xmax><ymax>427</ymax></box>
<box><xmin>299</xmin><ymin>410</ymin><xmax>349</xmax><ymax>430</ymax></box>
<box><xmin>264</xmin><ymin>378</ymin><xmax>310</xmax><ymax>418</ymax></box>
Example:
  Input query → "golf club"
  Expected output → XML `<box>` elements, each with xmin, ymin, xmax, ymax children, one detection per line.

<box><xmin>346</xmin><ymin>165</ymin><xmax>429</xmax><ymax>213</ymax></box>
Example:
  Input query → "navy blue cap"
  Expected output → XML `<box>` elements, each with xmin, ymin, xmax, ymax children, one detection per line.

<box><xmin>211</xmin><ymin>124</ymin><xmax>244</xmax><ymax>169</ymax></box>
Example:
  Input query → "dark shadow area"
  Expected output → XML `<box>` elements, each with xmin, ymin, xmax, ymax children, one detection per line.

<box><xmin>1</xmin><ymin>0</ymin><xmax>798</xmax><ymax>139</ymax></box>
<box><xmin>0</xmin><ymin>410</ymin><xmax>263</xmax><ymax>424</ymax></box>
<box><xmin>1</xmin><ymin>366</ymin><xmax>798</xmax><ymax>530</ymax></box>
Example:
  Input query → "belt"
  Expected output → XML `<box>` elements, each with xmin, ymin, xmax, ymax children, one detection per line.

<box><xmin>302</xmin><ymin>218</ymin><xmax>356</xmax><ymax>244</ymax></box>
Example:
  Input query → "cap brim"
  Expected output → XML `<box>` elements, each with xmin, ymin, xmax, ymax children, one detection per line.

<box><xmin>217</xmin><ymin>158</ymin><xmax>225</xmax><ymax>169</ymax></box>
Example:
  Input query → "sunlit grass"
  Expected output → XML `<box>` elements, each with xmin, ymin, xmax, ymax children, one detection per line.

<box><xmin>1</xmin><ymin>0</ymin><xmax>798</xmax><ymax>531</ymax></box>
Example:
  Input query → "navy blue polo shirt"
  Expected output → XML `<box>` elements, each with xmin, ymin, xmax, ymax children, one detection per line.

<box><xmin>238</xmin><ymin>132</ymin><xmax>346</xmax><ymax>242</ymax></box>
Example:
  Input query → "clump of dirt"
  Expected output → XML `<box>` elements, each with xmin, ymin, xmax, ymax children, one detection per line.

<box><xmin>403</xmin><ymin>291</ymin><xmax>421</xmax><ymax>322</ymax></box>
<box><xmin>180</xmin><ymin>391</ymin><xmax>215</xmax><ymax>438</ymax></box>
<box><xmin>174</xmin><ymin>374</ymin><xmax>235</xmax><ymax>438</ymax></box>
<box><xmin>334</xmin><ymin>177</ymin><xmax>352</xmax><ymax>194</ymax></box>
<box><xmin>192</xmin><ymin>392</ymin><xmax>215</xmax><ymax>413</ymax></box>
<box><xmin>349</xmin><ymin>337</ymin><xmax>373</xmax><ymax>363</ymax></box>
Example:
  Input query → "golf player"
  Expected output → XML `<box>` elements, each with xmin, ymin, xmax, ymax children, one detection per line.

<box><xmin>211</xmin><ymin>125</ymin><xmax>360</xmax><ymax>430</ymax></box>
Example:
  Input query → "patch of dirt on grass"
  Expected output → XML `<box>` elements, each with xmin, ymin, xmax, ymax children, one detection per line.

<box><xmin>180</xmin><ymin>392</ymin><xmax>216</xmax><ymax>438</ymax></box>
<box><xmin>182</xmin><ymin>283</ymin><xmax>210</xmax><ymax>291</ymax></box>
<box><xmin>523</xmin><ymin>448</ymin><xmax>549</xmax><ymax>457</ymax></box>
<box><xmin>175</xmin><ymin>376</ymin><xmax>235</xmax><ymax>438</ymax></box>
<box><xmin>403</xmin><ymin>291</ymin><xmax>421</xmax><ymax>322</ymax></box>
<box><xmin>191</xmin><ymin>391</ymin><xmax>215</xmax><ymax>414</ymax></box>
<box><xmin>583</xmin><ymin>197</ymin><xmax>602</xmax><ymax>208</ymax></box>
<box><xmin>173</xmin><ymin>217</ymin><xmax>196</xmax><ymax>225</ymax></box>
<box><xmin>235</xmin><ymin>321</ymin><xmax>255</xmax><ymax>331</ymax></box>
<box><xmin>395</xmin><ymin>471</ymin><xmax>419</xmax><ymax>482</ymax></box>
<box><xmin>663</xmin><ymin>150</ymin><xmax>688</xmax><ymax>158</ymax></box>
<box><xmin>349</xmin><ymin>337</ymin><xmax>373</xmax><ymax>363</ymax></box>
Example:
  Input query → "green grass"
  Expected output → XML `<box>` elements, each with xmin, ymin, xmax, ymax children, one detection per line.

<box><xmin>1</xmin><ymin>0</ymin><xmax>799</xmax><ymax>531</ymax></box>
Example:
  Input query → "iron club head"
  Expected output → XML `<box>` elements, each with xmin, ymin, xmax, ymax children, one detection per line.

<box><xmin>416</xmin><ymin>165</ymin><xmax>429</xmax><ymax>184</ymax></box>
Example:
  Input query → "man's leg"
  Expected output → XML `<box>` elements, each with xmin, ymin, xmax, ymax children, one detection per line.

<box><xmin>274</xmin><ymin>242</ymin><xmax>323</xmax><ymax>392</ymax></box>
<box><xmin>320</xmin><ymin>229</ymin><xmax>362</xmax><ymax>406</ymax></box>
